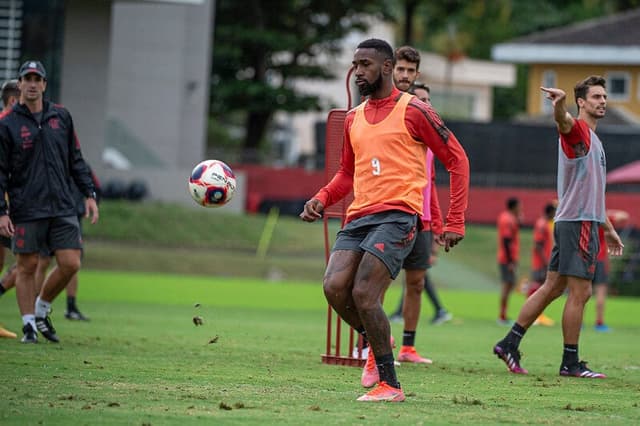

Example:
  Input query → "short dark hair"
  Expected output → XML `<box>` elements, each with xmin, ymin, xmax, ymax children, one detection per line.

<box><xmin>357</xmin><ymin>38</ymin><xmax>394</xmax><ymax>61</ymax></box>
<box><xmin>394</xmin><ymin>45</ymin><xmax>420</xmax><ymax>69</ymax></box>
<box><xmin>544</xmin><ymin>202</ymin><xmax>557</xmax><ymax>217</ymax></box>
<box><xmin>1</xmin><ymin>79</ymin><xmax>19</xmax><ymax>107</ymax></box>
<box><xmin>507</xmin><ymin>197</ymin><xmax>519</xmax><ymax>210</ymax></box>
<box><xmin>409</xmin><ymin>82</ymin><xmax>430</xmax><ymax>94</ymax></box>
<box><xmin>574</xmin><ymin>75</ymin><xmax>606</xmax><ymax>110</ymax></box>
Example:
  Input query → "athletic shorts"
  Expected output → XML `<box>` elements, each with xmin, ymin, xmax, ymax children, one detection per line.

<box><xmin>548</xmin><ymin>221</ymin><xmax>599</xmax><ymax>281</ymax></box>
<box><xmin>38</xmin><ymin>215</ymin><xmax>85</xmax><ymax>258</ymax></box>
<box><xmin>530</xmin><ymin>268</ymin><xmax>547</xmax><ymax>284</ymax></box>
<box><xmin>12</xmin><ymin>216</ymin><xmax>83</xmax><ymax>254</ymax></box>
<box><xmin>592</xmin><ymin>260</ymin><xmax>608</xmax><ymax>285</ymax></box>
<box><xmin>499</xmin><ymin>263</ymin><xmax>516</xmax><ymax>285</ymax></box>
<box><xmin>332</xmin><ymin>210</ymin><xmax>418</xmax><ymax>279</ymax></box>
<box><xmin>403</xmin><ymin>230</ymin><xmax>432</xmax><ymax>270</ymax></box>
<box><xmin>0</xmin><ymin>235</ymin><xmax>11</xmax><ymax>249</ymax></box>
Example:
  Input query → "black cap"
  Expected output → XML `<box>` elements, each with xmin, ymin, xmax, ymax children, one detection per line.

<box><xmin>18</xmin><ymin>60</ymin><xmax>46</xmax><ymax>79</ymax></box>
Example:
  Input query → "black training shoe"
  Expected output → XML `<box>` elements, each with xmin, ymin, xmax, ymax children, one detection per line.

<box><xmin>493</xmin><ymin>342</ymin><xmax>528</xmax><ymax>374</ymax></box>
<box><xmin>65</xmin><ymin>309</ymin><xmax>90</xmax><ymax>321</ymax></box>
<box><xmin>560</xmin><ymin>361</ymin><xmax>606</xmax><ymax>379</ymax></box>
<box><xmin>431</xmin><ymin>310</ymin><xmax>453</xmax><ymax>325</ymax></box>
<box><xmin>35</xmin><ymin>316</ymin><xmax>59</xmax><ymax>343</ymax></box>
<box><xmin>21</xmin><ymin>323</ymin><xmax>38</xmax><ymax>344</ymax></box>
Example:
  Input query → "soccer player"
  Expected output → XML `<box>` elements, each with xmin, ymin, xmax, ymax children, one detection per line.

<box><xmin>300</xmin><ymin>38</ymin><xmax>469</xmax><ymax>402</ymax></box>
<box><xmin>496</xmin><ymin>197</ymin><xmax>521</xmax><ymax>325</ymax></box>
<box><xmin>493</xmin><ymin>76</ymin><xmax>624</xmax><ymax>378</ymax></box>
<box><xmin>387</xmin><ymin>47</ymin><xmax>453</xmax><ymax>330</ymax></box>
<box><xmin>0</xmin><ymin>79</ymin><xmax>20</xmax><ymax>339</ymax></box>
<box><xmin>0</xmin><ymin>60</ymin><xmax>99</xmax><ymax>343</ymax></box>
<box><xmin>528</xmin><ymin>201</ymin><xmax>556</xmax><ymax>326</ymax></box>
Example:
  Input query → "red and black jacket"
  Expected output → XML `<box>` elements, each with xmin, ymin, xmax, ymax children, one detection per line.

<box><xmin>0</xmin><ymin>101</ymin><xmax>95</xmax><ymax>222</ymax></box>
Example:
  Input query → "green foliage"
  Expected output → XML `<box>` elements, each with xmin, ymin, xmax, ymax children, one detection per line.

<box><xmin>0</xmin><ymin>273</ymin><xmax>639</xmax><ymax>424</ymax></box>
<box><xmin>211</xmin><ymin>0</ymin><xmax>393</xmax><ymax>157</ymax></box>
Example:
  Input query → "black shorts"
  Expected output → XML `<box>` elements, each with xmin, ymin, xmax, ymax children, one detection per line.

<box><xmin>499</xmin><ymin>263</ymin><xmax>517</xmax><ymax>285</ymax></box>
<box><xmin>0</xmin><ymin>235</ymin><xmax>11</xmax><ymax>249</ymax></box>
<box><xmin>333</xmin><ymin>211</ymin><xmax>418</xmax><ymax>279</ymax></box>
<box><xmin>403</xmin><ymin>230</ymin><xmax>432</xmax><ymax>270</ymax></box>
<box><xmin>549</xmin><ymin>221</ymin><xmax>599</xmax><ymax>281</ymax></box>
<box><xmin>592</xmin><ymin>260</ymin><xmax>608</xmax><ymax>285</ymax></box>
<box><xmin>12</xmin><ymin>216</ymin><xmax>83</xmax><ymax>254</ymax></box>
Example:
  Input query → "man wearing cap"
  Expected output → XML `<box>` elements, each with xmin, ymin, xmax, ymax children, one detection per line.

<box><xmin>0</xmin><ymin>60</ymin><xmax>99</xmax><ymax>343</ymax></box>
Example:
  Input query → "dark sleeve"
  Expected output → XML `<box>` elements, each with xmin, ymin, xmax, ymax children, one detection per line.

<box><xmin>65</xmin><ymin>110</ymin><xmax>95</xmax><ymax>197</ymax></box>
<box><xmin>0</xmin><ymin>124</ymin><xmax>10</xmax><ymax>215</ymax></box>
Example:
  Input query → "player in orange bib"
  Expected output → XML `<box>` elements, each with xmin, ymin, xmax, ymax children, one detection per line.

<box><xmin>300</xmin><ymin>38</ymin><xmax>469</xmax><ymax>402</ymax></box>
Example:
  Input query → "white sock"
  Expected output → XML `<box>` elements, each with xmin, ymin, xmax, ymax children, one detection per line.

<box><xmin>22</xmin><ymin>314</ymin><xmax>35</xmax><ymax>330</ymax></box>
<box><xmin>35</xmin><ymin>297</ymin><xmax>51</xmax><ymax>318</ymax></box>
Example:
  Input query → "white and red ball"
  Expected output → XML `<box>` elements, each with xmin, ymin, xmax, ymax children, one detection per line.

<box><xmin>188</xmin><ymin>159</ymin><xmax>236</xmax><ymax>208</ymax></box>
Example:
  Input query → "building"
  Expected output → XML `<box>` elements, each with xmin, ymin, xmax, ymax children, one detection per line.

<box><xmin>0</xmin><ymin>0</ymin><xmax>220</xmax><ymax>208</ymax></box>
<box><xmin>492</xmin><ymin>8</ymin><xmax>640</xmax><ymax>124</ymax></box>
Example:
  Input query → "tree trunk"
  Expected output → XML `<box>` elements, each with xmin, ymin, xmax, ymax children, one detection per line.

<box><xmin>403</xmin><ymin>0</ymin><xmax>419</xmax><ymax>45</ymax></box>
<box><xmin>241</xmin><ymin>110</ymin><xmax>272</xmax><ymax>163</ymax></box>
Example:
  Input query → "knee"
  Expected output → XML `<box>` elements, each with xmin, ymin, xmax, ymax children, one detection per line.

<box><xmin>58</xmin><ymin>257</ymin><xmax>81</xmax><ymax>275</ymax></box>
<box><xmin>405</xmin><ymin>276</ymin><xmax>423</xmax><ymax>295</ymax></box>
<box><xmin>323</xmin><ymin>274</ymin><xmax>346</xmax><ymax>301</ymax></box>
<box><xmin>351</xmin><ymin>285</ymin><xmax>377</xmax><ymax>310</ymax></box>
<box><xmin>569</xmin><ymin>285</ymin><xmax>592</xmax><ymax>304</ymax></box>
<box><xmin>17</xmin><ymin>255</ymin><xmax>39</xmax><ymax>275</ymax></box>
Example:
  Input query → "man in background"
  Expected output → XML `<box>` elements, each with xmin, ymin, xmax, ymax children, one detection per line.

<box><xmin>496</xmin><ymin>197</ymin><xmax>521</xmax><ymax>325</ymax></box>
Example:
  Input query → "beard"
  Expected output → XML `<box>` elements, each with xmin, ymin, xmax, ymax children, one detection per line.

<box><xmin>357</xmin><ymin>72</ymin><xmax>383</xmax><ymax>97</ymax></box>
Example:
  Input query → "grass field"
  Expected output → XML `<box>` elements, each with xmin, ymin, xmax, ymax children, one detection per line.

<box><xmin>1</xmin><ymin>271</ymin><xmax>639</xmax><ymax>425</ymax></box>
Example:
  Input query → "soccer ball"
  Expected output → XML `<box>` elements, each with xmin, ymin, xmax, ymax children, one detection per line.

<box><xmin>188</xmin><ymin>159</ymin><xmax>236</xmax><ymax>208</ymax></box>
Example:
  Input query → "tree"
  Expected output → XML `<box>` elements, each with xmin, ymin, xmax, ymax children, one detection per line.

<box><xmin>211</xmin><ymin>0</ymin><xmax>392</xmax><ymax>163</ymax></box>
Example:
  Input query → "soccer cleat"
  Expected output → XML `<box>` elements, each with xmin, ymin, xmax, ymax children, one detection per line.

<box><xmin>533</xmin><ymin>313</ymin><xmax>555</xmax><ymax>327</ymax></box>
<box><xmin>21</xmin><ymin>323</ymin><xmax>38</xmax><ymax>343</ymax></box>
<box><xmin>431</xmin><ymin>310</ymin><xmax>452</xmax><ymax>325</ymax></box>
<box><xmin>35</xmin><ymin>316</ymin><xmax>59</xmax><ymax>343</ymax></box>
<box><xmin>594</xmin><ymin>324</ymin><xmax>610</xmax><ymax>332</ymax></box>
<box><xmin>388</xmin><ymin>313</ymin><xmax>403</xmax><ymax>323</ymax></box>
<box><xmin>493</xmin><ymin>343</ymin><xmax>528</xmax><ymax>374</ymax></box>
<box><xmin>356</xmin><ymin>381</ymin><xmax>405</xmax><ymax>402</ymax></box>
<box><xmin>361</xmin><ymin>349</ymin><xmax>379</xmax><ymax>388</ymax></box>
<box><xmin>0</xmin><ymin>325</ymin><xmax>17</xmax><ymax>339</ymax></box>
<box><xmin>397</xmin><ymin>345</ymin><xmax>433</xmax><ymax>364</ymax></box>
<box><xmin>65</xmin><ymin>309</ymin><xmax>90</xmax><ymax>321</ymax></box>
<box><xmin>560</xmin><ymin>361</ymin><xmax>606</xmax><ymax>378</ymax></box>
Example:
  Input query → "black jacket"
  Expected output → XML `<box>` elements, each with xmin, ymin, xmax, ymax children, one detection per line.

<box><xmin>0</xmin><ymin>101</ymin><xmax>95</xmax><ymax>222</ymax></box>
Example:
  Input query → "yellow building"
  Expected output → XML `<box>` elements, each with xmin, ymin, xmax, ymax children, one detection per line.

<box><xmin>492</xmin><ymin>8</ymin><xmax>640</xmax><ymax>123</ymax></box>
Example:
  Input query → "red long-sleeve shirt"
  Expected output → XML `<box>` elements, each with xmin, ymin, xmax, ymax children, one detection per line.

<box><xmin>314</xmin><ymin>88</ymin><xmax>468</xmax><ymax>235</ymax></box>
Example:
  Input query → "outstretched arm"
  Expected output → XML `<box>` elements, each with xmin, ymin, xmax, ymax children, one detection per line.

<box><xmin>540</xmin><ymin>86</ymin><xmax>574</xmax><ymax>134</ymax></box>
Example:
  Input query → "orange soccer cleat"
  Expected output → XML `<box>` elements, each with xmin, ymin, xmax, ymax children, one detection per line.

<box><xmin>361</xmin><ymin>350</ymin><xmax>379</xmax><ymax>388</ymax></box>
<box><xmin>397</xmin><ymin>346</ymin><xmax>433</xmax><ymax>364</ymax></box>
<box><xmin>0</xmin><ymin>325</ymin><xmax>17</xmax><ymax>339</ymax></box>
<box><xmin>356</xmin><ymin>381</ymin><xmax>405</xmax><ymax>402</ymax></box>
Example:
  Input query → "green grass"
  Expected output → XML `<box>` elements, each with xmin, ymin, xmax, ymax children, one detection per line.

<box><xmin>1</xmin><ymin>271</ymin><xmax>639</xmax><ymax>425</ymax></box>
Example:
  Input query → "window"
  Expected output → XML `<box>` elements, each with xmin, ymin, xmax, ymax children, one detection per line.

<box><xmin>541</xmin><ymin>70</ymin><xmax>556</xmax><ymax>114</ymax></box>
<box><xmin>606</xmin><ymin>72</ymin><xmax>630</xmax><ymax>101</ymax></box>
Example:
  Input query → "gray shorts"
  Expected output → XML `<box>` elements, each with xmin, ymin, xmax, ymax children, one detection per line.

<box><xmin>592</xmin><ymin>260</ymin><xmax>608</xmax><ymax>285</ymax></box>
<box><xmin>530</xmin><ymin>268</ymin><xmax>546</xmax><ymax>284</ymax></box>
<box><xmin>549</xmin><ymin>221</ymin><xmax>599</xmax><ymax>281</ymax></box>
<box><xmin>12</xmin><ymin>216</ymin><xmax>83</xmax><ymax>254</ymax></box>
<box><xmin>403</xmin><ymin>230</ymin><xmax>432</xmax><ymax>270</ymax></box>
<box><xmin>499</xmin><ymin>263</ymin><xmax>516</xmax><ymax>285</ymax></box>
<box><xmin>333</xmin><ymin>210</ymin><xmax>418</xmax><ymax>279</ymax></box>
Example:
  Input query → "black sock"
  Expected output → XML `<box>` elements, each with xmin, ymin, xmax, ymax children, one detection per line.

<box><xmin>375</xmin><ymin>353</ymin><xmax>399</xmax><ymax>388</ymax></box>
<box><xmin>402</xmin><ymin>330</ymin><xmax>416</xmax><ymax>347</ymax></box>
<box><xmin>562</xmin><ymin>344</ymin><xmax>578</xmax><ymax>366</ymax></box>
<box><xmin>504</xmin><ymin>323</ymin><xmax>527</xmax><ymax>348</ymax></box>
<box><xmin>0</xmin><ymin>283</ymin><xmax>5</xmax><ymax>296</ymax></box>
<box><xmin>356</xmin><ymin>326</ymin><xmax>368</xmax><ymax>348</ymax></box>
<box><xmin>67</xmin><ymin>296</ymin><xmax>77</xmax><ymax>312</ymax></box>
<box><xmin>423</xmin><ymin>275</ymin><xmax>444</xmax><ymax>312</ymax></box>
